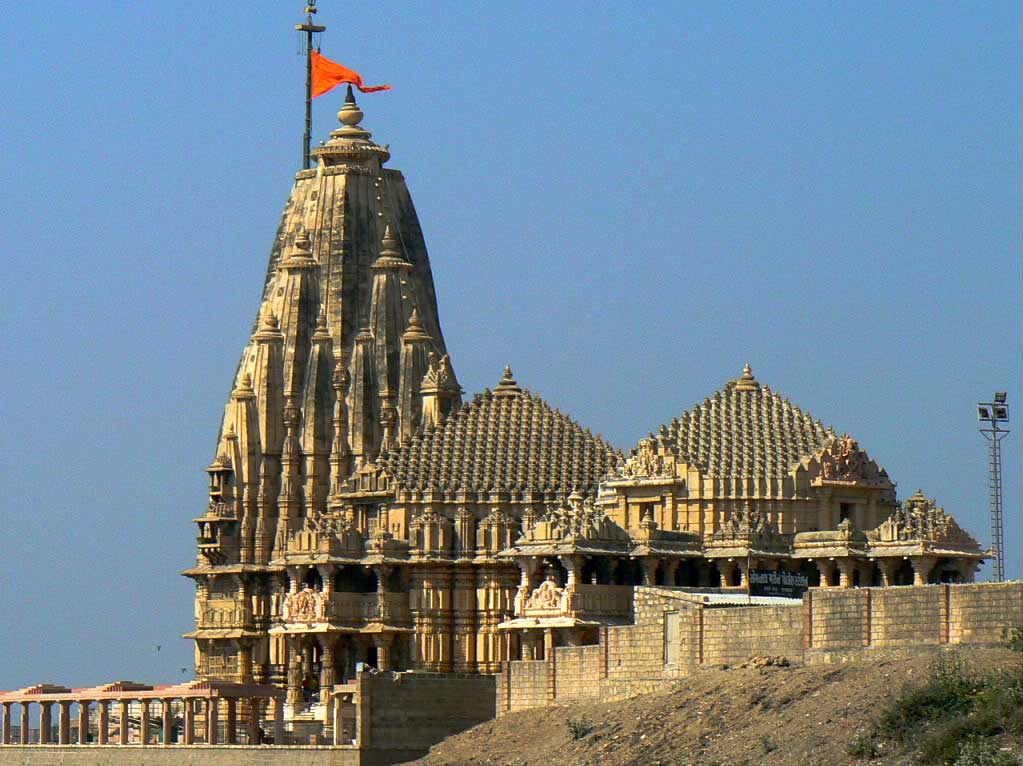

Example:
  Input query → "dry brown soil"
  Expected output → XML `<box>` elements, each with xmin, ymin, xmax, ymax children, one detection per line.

<box><xmin>406</xmin><ymin>649</ymin><xmax>1021</xmax><ymax>766</ymax></box>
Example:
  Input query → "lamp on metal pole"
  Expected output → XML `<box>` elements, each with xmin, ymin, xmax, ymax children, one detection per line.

<box><xmin>977</xmin><ymin>392</ymin><xmax>1009</xmax><ymax>582</ymax></box>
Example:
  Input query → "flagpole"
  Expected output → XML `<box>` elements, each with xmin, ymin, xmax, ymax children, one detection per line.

<box><xmin>296</xmin><ymin>3</ymin><xmax>326</xmax><ymax>170</ymax></box>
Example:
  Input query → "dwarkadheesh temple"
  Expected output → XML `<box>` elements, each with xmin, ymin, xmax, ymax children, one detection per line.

<box><xmin>3</xmin><ymin>87</ymin><xmax>1021</xmax><ymax>766</ymax></box>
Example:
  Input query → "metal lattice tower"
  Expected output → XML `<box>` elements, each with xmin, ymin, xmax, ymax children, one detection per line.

<box><xmin>977</xmin><ymin>393</ymin><xmax>1009</xmax><ymax>582</ymax></box>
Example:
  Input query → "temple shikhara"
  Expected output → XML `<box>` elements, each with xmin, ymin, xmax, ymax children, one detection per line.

<box><xmin>182</xmin><ymin>86</ymin><xmax>989</xmax><ymax>719</ymax></box>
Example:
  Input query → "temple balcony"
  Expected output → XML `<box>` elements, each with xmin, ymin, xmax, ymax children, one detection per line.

<box><xmin>516</xmin><ymin>582</ymin><xmax>633</xmax><ymax>623</ymax></box>
<box><xmin>197</xmin><ymin>605</ymin><xmax>252</xmax><ymax>629</ymax></box>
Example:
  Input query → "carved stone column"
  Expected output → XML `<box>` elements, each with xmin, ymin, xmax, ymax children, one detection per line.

<box><xmin>58</xmin><ymin>701</ymin><xmax>71</xmax><ymax>745</ymax></box>
<box><xmin>1</xmin><ymin>701</ymin><xmax>11</xmax><ymax>745</ymax></box>
<box><xmin>39</xmin><ymin>702</ymin><xmax>52</xmax><ymax>745</ymax></box>
<box><xmin>286</xmin><ymin>646</ymin><xmax>303</xmax><ymax>707</ymax></box>
<box><xmin>182</xmin><ymin>700</ymin><xmax>194</xmax><ymax>745</ymax></box>
<box><xmin>320</xmin><ymin>639</ymin><xmax>336</xmax><ymax>691</ymax></box>
<box><xmin>97</xmin><ymin>701</ymin><xmax>109</xmax><ymax>745</ymax></box>
<box><xmin>911</xmin><ymin>556</ymin><xmax>936</xmax><ymax>586</ymax></box>
<box><xmin>816</xmin><ymin>560</ymin><xmax>837</xmax><ymax>588</ymax></box>
<box><xmin>640</xmin><ymin>558</ymin><xmax>660</xmax><ymax>586</ymax></box>
<box><xmin>452</xmin><ymin>566</ymin><xmax>477</xmax><ymax>672</ymax></box>
<box><xmin>119</xmin><ymin>700</ymin><xmax>130</xmax><ymax>744</ymax></box>
<box><xmin>374</xmin><ymin>634</ymin><xmax>394</xmax><ymax>672</ymax></box>
<box><xmin>225</xmin><ymin>698</ymin><xmax>237</xmax><ymax>744</ymax></box>
<box><xmin>237</xmin><ymin>639</ymin><xmax>253</xmax><ymax>683</ymax></box>
<box><xmin>837</xmin><ymin>559</ymin><xmax>855</xmax><ymax>589</ymax></box>
<box><xmin>139</xmin><ymin>700</ymin><xmax>150</xmax><ymax>746</ymax></box>
<box><xmin>160</xmin><ymin>699</ymin><xmax>173</xmax><ymax>745</ymax></box>
<box><xmin>77</xmin><ymin>701</ymin><xmax>90</xmax><ymax>745</ymax></box>
<box><xmin>247</xmin><ymin>698</ymin><xmax>260</xmax><ymax>744</ymax></box>
<box><xmin>206</xmin><ymin>699</ymin><xmax>219</xmax><ymax>745</ymax></box>
<box><xmin>876</xmin><ymin>559</ymin><xmax>897</xmax><ymax>587</ymax></box>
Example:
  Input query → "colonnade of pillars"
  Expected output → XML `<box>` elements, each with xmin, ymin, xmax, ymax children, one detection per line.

<box><xmin>518</xmin><ymin>554</ymin><xmax>975</xmax><ymax>598</ymax></box>
<box><xmin>285</xmin><ymin>633</ymin><xmax>394</xmax><ymax>709</ymax></box>
<box><xmin>0</xmin><ymin>696</ymin><xmax>282</xmax><ymax>746</ymax></box>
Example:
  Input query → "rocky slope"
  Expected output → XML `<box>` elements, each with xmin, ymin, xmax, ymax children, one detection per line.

<box><xmin>406</xmin><ymin>648</ymin><xmax>1021</xmax><ymax>766</ymax></box>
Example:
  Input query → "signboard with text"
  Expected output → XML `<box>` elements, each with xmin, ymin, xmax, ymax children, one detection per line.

<box><xmin>748</xmin><ymin>569</ymin><xmax>809</xmax><ymax>599</ymax></box>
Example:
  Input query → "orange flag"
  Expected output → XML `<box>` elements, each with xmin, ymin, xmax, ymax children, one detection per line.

<box><xmin>311</xmin><ymin>51</ymin><xmax>391</xmax><ymax>97</ymax></box>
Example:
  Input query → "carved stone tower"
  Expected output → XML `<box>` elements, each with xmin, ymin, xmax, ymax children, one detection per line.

<box><xmin>187</xmin><ymin>87</ymin><xmax>460</xmax><ymax>681</ymax></box>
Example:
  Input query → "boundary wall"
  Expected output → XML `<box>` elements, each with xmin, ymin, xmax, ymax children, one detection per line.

<box><xmin>497</xmin><ymin>582</ymin><xmax>1023</xmax><ymax>714</ymax></box>
<box><xmin>0</xmin><ymin>671</ymin><xmax>495</xmax><ymax>766</ymax></box>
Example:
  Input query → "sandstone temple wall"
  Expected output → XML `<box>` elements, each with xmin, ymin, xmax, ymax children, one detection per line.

<box><xmin>498</xmin><ymin>582</ymin><xmax>1023</xmax><ymax>714</ymax></box>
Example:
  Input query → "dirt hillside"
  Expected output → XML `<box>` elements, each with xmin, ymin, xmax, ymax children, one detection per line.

<box><xmin>406</xmin><ymin>649</ymin><xmax>1021</xmax><ymax>766</ymax></box>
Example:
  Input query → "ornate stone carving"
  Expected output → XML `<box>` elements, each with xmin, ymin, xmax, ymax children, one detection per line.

<box><xmin>713</xmin><ymin>502</ymin><xmax>778</xmax><ymax>541</ymax></box>
<box><xmin>619</xmin><ymin>436</ymin><xmax>673</xmax><ymax>479</ymax></box>
<box><xmin>523</xmin><ymin>576</ymin><xmax>565</xmax><ymax>611</ymax></box>
<box><xmin>282</xmin><ymin>585</ymin><xmax>324</xmax><ymax>623</ymax></box>
<box><xmin>869</xmin><ymin>490</ymin><xmax>980</xmax><ymax>547</ymax></box>
<box><xmin>812</xmin><ymin>435</ymin><xmax>890</xmax><ymax>487</ymax></box>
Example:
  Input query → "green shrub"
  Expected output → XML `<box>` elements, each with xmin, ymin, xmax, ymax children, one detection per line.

<box><xmin>878</xmin><ymin>652</ymin><xmax>978</xmax><ymax>743</ymax></box>
<box><xmin>1008</xmin><ymin>626</ymin><xmax>1023</xmax><ymax>653</ymax></box>
<box><xmin>566</xmin><ymin>717</ymin><xmax>595</xmax><ymax>740</ymax></box>
<box><xmin>952</xmin><ymin>736</ymin><xmax>1019</xmax><ymax>766</ymax></box>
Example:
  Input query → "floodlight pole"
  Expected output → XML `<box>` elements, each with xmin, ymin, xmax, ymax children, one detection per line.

<box><xmin>978</xmin><ymin>399</ymin><xmax>1009</xmax><ymax>582</ymax></box>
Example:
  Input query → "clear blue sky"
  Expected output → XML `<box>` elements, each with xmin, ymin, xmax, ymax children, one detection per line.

<box><xmin>1</xmin><ymin>1</ymin><xmax>1019</xmax><ymax>690</ymax></box>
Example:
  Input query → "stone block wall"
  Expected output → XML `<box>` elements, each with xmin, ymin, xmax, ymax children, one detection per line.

<box><xmin>550</xmin><ymin>646</ymin><xmax>602</xmax><ymax>702</ymax></box>
<box><xmin>358</xmin><ymin>671</ymin><xmax>495</xmax><ymax>763</ymax></box>
<box><xmin>702</xmin><ymin>604</ymin><xmax>804</xmax><ymax>665</ymax></box>
<box><xmin>498</xmin><ymin>582</ymin><xmax>1023</xmax><ymax>714</ymax></box>
<box><xmin>949</xmin><ymin>582</ymin><xmax>1023</xmax><ymax>643</ymax></box>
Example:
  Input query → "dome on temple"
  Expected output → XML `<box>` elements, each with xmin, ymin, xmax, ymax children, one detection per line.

<box><xmin>382</xmin><ymin>367</ymin><xmax>622</xmax><ymax>498</ymax></box>
<box><xmin>642</xmin><ymin>364</ymin><xmax>890</xmax><ymax>484</ymax></box>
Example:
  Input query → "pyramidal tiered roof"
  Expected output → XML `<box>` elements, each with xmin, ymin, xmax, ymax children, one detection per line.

<box><xmin>662</xmin><ymin>364</ymin><xmax>834</xmax><ymax>478</ymax></box>
<box><xmin>383</xmin><ymin>368</ymin><xmax>622</xmax><ymax>497</ymax></box>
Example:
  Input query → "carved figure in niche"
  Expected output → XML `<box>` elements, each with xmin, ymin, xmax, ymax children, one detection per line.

<box><xmin>623</xmin><ymin>436</ymin><xmax>668</xmax><ymax>478</ymax></box>
<box><xmin>284</xmin><ymin>584</ymin><xmax>323</xmax><ymax>622</ymax></box>
<box><xmin>819</xmin><ymin>436</ymin><xmax>868</xmax><ymax>482</ymax></box>
<box><xmin>524</xmin><ymin>575</ymin><xmax>564</xmax><ymax>610</ymax></box>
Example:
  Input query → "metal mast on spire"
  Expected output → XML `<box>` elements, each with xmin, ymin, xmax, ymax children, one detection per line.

<box><xmin>296</xmin><ymin>2</ymin><xmax>326</xmax><ymax>170</ymax></box>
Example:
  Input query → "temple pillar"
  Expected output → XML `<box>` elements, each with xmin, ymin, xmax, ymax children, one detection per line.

<box><xmin>18</xmin><ymin>702</ymin><xmax>30</xmax><ymax>744</ymax></box>
<box><xmin>815</xmin><ymin>560</ymin><xmax>837</xmax><ymax>588</ymax></box>
<box><xmin>39</xmin><ymin>702</ymin><xmax>52</xmax><ymax>745</ymax></box>
<box><xmin>374</xmin><ymin>634</ymin><xmax>394</xmax><ymax>672</ymax></box>
<box><xmin>226</xmin><ymin>698</ymin><xmax>237</xmax><ymax>744</ymax></box>
<box><xmin>182</xmin><ymin>700</ymin><xmax>194</xmax><ymax>745</ymax></box>
<box><xmin>58</xmin><ymin>701</ymin><xmax>71</xmax><ymax>745</ymax></box>
<box><xmin>837</xmin><ymin>559</ymin><xmax>855</xmax><ymax>589</ymax></box>
<box><xmin>960</xmin><ymin>559</ymin><xmax>981</xmax><ymax>583</ymax></box>
<box><xmin>736</xmin><ymin>558</ymin><xmax>750</xmax><ymax>589</ymax></box>
<box><xmin>640</xmin><ymin>558</ymin><xmax>659</xmax><ymax>586</ymax></box>
<box><xmin>138</xmin><ymin>699</ymin><xmax>149</xmax><ymax>746</ymax></box>
<box><xmin>665</xmin><ymin>559</ymin><xmax>681</xmax><ymax>586</ymax></box>
<box><xmin>237</xmin><ymin>640</ymin><xmax>253</xmax><ymax>682</ymax></box>
<box><xmin>97</xmin><ymin>701</ymin><xmax>109</xmax><ymax>745</ymax></box>
<box><xmin>272</xmin><ymin>699</ymin><xmax>285</xmax><ymax>745</ymax></box>
<box><xmin>161</xmin><ymin>699</ymin><xmax>173</xmax><ymax>745</ymax></box>
<box><xmin>206</xmin><ymin>699</ymin><xmax>219</xmax><ymax>745</ymax></box>
<box><xmin>77</xmin><ymin>701</ymin><xmax>90</xmax><ymax>745</ymax></box>
<box><xmin>911</xmin><ymin>556</ymin><xmax>936</xmax><ymax>586</ymax></box>
<box><xmin>1</xmin><ymin>701</ymin><xmax>10</xmax><ymax>744</ymax></box>
<box><xmin>118</xmin><ymin>700</ymin><xmax>130</xmax><ymax>744</ymax></box>
<box><xmin>247</xmin><ymin>698</ymin><xmax>261</xmax><ymax>744</ymax></box>
<box><xmin>320</xmin><ymin>640</ymin><xmax>336</xmax><ymax>691</ymax></box>
<box><xmin>876</xmin><ymin>559</ymin><xmax>897</xmax><ymax>587</ymax></box>
<box><xmin>286</xmin><ymin>645</ymin><xmax>303</xmax><ymax>707</ymax></box>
